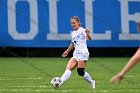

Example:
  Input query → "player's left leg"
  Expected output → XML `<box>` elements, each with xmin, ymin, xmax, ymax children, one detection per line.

<box><xmin>77</xmin><ymin>61</ymin><xmax>95</xmax><ymax>88</ymax></box>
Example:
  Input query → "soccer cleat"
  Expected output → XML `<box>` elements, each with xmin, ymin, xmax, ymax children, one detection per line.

<box><xmin>90</xmin><ymin>80</ymin><xmax>95</xmax><ymax>89</ymax></box>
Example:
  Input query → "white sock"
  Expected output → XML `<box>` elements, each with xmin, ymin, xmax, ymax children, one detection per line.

<box><xmin>61</xmin><ymin>69</ymin><xmax>72</xmax><ymax>82</ymax></box>
<box><xmin>83</xmin><ymin>72</ymin><xmax>93</xmax><ymax>84</ymax></box>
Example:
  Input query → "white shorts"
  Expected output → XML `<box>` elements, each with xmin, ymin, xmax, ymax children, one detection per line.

<box><xmin>72</xmin><ymin>52</ymin><xmax>89</xmax><ymax>61</ymax></box>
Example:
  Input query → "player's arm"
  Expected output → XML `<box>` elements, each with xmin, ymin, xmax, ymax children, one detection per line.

<box><xmin>61</xmin><ymin>43</ymin><xmax>74</xmax><ymax>57</ymax></box>
<box><xmin>85</xmin><ymin>29</ymin><xmax>92</xmax><ymax>40</ymax></box>
<box><xmin>137</xmin><ymin>18</ymin><xmax>140</xmax><ymax>32</ymax></box>
<box><xmin>118</xmin><ymin>48</ymin><xmax>140</xmax><ymax>77</ymax></box>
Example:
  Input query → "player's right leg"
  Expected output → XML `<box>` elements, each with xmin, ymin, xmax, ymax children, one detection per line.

<box><xmin>60</xmin><ymin>58</ymin><xmax>77</xmax><ymax>83</ymax></box>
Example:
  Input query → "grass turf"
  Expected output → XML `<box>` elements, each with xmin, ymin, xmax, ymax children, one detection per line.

<box><xmin>0</xmin><ymin>57</ymin><xmax>140</xmax><ymax>93</ymax></box>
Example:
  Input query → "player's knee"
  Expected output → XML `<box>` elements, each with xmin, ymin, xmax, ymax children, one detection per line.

<box><xmin>77</xmin><ymin>68</ymin><xmax>85</xmax><ymax>76</ymax></box>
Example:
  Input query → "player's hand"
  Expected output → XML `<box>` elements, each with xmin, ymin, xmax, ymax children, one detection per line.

<box><xmin>85</xmin><ymin>28</ymin><xmax>90</xmax><ymax>34</ymax></box>
<box><xmin>61</xmin><ymin>51</ymin><xmax>68</xmax><ymax>57</ymax></box>
<box><xmin>85</xmin><ymin>28</ymin><xmax>92</xmax><ymax>40</ymax></box>
<box><xmin>110</xmin><ymin>74</ymin><xmax>123</xmax><ymax>84</ymax></box>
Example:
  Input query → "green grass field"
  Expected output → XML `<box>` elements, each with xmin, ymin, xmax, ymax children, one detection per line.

<box><xmin>0</xmin><ymin>57</ymin><xmax>140</xmax><ymax>93</ymax></box>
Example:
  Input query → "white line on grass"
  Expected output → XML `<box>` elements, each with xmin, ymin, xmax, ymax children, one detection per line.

<box><xmin>88</xmin><ymin>89</ymin><xmax>139</xmax><ymax>93</ymax></box>
<box><xmin>0</xmin><ymin>89</ymin><xmax>74</xmax><ymax>92</ymax></box>
<box><xmin>111</xmin><ymin>89</ymin><xmax>140</xmax><ymax>92</ymax></box>
<box><xmin>0</xmin><ymin>77</ymin><xmax>42</xmax><ymax>81</ymax></box>
<box><xmin>125</xmin><ymin>75</ymin><xmax>137</xmax><ymax>78</ymax></box>
<box><xmin>93</xmin><ymin>90</ymin><xmax>108</xmax><ymax>93</ymax></box>
<box><xmin>0</xmin><ymin>89</ymin><xmax>53</xmax><ymax>92</ymax></box>
<box><xmin>0</xmin><ymin>88</ymin><xmax>139</xmax><ymax>92</ymax></box>
<box><xmin>12</xmin><ymin>85</ymin><xmax>47</xmax><ymax>88</ymax></box>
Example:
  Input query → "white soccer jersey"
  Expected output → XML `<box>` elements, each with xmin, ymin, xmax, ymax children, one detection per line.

<box><xmin>71</xmin><ymin>27</ymin><xmax>89</xmax><ymax>61</ymax></box>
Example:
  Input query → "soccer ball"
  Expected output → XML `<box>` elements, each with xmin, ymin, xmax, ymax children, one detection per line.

<box><xmin>51</xmin><ymin>77</ymin><xmax>62</xmax><ymax>88</ymax></box>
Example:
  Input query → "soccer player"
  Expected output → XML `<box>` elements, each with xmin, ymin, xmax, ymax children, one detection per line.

<box><xmin>60</xmin><ymin>16</ymin><xmax>95</xmax><ymax>88</ymax></box>
<box><xmin>110</xmin><ymin>18</ymin><xmax>140</xmax><ymax>84</ymax></box>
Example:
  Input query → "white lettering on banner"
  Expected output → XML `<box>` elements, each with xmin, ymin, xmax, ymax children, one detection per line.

<box><xmin>83</xmin><ymin>0</ymin><xmax>111</xmax><ymax>40</ymax></box>
<box><xmin>47</xmin><ymin>0</ymin><xmax>111</xmax><ymax>40</ymax></box>
<box><xmin>7</xmin><ymin>0</ymin><xmax>38</xmax><ymax>40</ymax></box>
<box><xmin>46</xmin><ymin>0</ymin><xmax>71</xmax><ymax>40</ymax></box>
<box><xmin>7</xmin><ymin>0</ymin><xmax>140</xmax><ymax>41</ymax></box>
<box><xmin>119</xmin><ymin>0</ymin><xmax>140</xmax><ymax>40</ymax></box>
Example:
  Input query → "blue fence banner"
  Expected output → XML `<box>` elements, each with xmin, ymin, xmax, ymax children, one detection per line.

<box><xmin>0</xmin><ymin>0</ymin><xmax>140</xmax><ymax>47</ymax></box>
